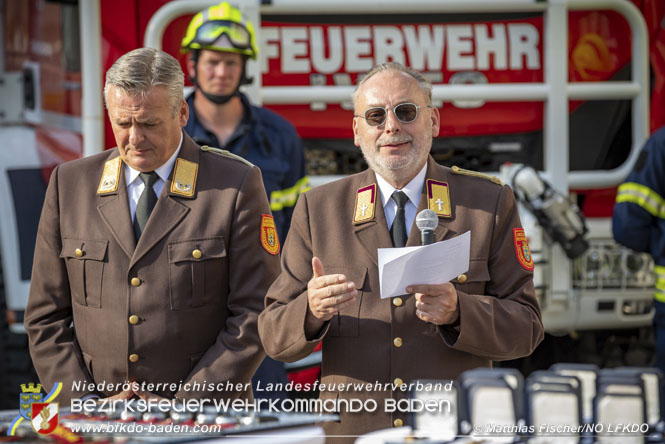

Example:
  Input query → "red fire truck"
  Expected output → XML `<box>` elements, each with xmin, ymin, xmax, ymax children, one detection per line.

<box><xmin>1</xmin><ymin>0</ymin><xmax>663</xmax><ymax>407</ymax></box>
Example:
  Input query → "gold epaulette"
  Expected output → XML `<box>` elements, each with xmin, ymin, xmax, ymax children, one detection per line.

<box><xmin>451</xmin><ymin>165</ymin><xmax>504</xmax><ymax>186</ymax></box>
<box><xmin>200</xmin><ymin>145</ymin><xmax>254</xmax><ymax>167</ymax></box>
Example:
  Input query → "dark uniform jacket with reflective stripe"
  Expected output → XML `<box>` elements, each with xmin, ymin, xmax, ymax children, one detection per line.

<box><xmin>185</xmin><ymin>92</ymin><xmax>308</xmax><ymax>243</ymax></box>
<box><xmin>258</xmin><ymin>158</ymin><xmax>544</xmax><ymax>440</ymax></box>
<box><xmin>613</xmin><ymin>125</ymin><xmax>665</xmax><ymax>299</ymax></box>
<box><xmin>25</xmin><ymin>134</ymin><xmax>280</xmax><ymax>402</ymax></box>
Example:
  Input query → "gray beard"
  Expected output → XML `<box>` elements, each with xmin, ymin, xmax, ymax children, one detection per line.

<box><xmin>360</xmin><ymin>139</ymin><xmax>431</xmax><ymax>186</ymax></box>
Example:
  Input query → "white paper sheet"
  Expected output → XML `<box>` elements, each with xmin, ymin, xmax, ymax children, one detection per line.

<box><xmin>378</xmin><ymin>231</ymin><xmax>470</xmax><ymax>299</ymax></box>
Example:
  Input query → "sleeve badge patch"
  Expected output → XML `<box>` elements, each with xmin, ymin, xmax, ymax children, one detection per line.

<box><xmin>513</xmin><ymin>228</ymin><xmax>534</xmax><ymax>271</ymax></box>
<box><xmin>261</xmin><ymin>214</ymin><xmax>280</xmax><ymax>255</ymax></box>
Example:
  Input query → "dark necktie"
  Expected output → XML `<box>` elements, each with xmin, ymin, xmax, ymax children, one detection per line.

<box><xmin>133</xmin><ymin>172</ymin><xmax>159</xmax><ymax>241</ymax></box>
<box><xmin>390</xmin><ymin>191</ymin><xmax>408</xmax><ymax>248</ymax></box>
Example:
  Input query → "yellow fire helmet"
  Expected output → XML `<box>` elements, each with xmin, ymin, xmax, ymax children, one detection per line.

<box><xmin>181</xmin><ymin>1</ymin><xmax>258</xmax><ymax>60</ymax></box>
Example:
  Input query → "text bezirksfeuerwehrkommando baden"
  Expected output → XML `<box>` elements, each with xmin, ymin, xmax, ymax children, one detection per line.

<box><xmin>71</xmin><ymin>397</ymin><xmax>452</xmax><ymax>415</ymax></box>
<box><xmin>71</xmin><ymin>379</ymin><xmax>452</xmax><ymax>394</ymax></box>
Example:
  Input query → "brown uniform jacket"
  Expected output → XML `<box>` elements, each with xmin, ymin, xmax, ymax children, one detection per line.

<box><xmin>25</xmin><ymin>134</ymin><xmax>280</xmax><ymax>402</ymax></box>
<box><xmin>258</xmin><ymin>158</ymin><xmax>544</xmax><ymax>438</ymax></box>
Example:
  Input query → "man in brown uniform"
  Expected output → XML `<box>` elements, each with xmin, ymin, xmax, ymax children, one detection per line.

<box><xmin>258</xmin><ymin>62</ymin><xmax>544</xmax><ymax>439</ymax></box>
<box><xmin>25</xmin><ymin>48</ymin><xmax>280</xmax><ymax>402</ymax></box>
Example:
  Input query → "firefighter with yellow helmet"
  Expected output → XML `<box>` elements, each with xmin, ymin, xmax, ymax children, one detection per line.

<box><xmin>182</xmin><ymin>1</ymin><xmax>308</xmax><ymax>400</ymax></box>
<box><xmin>182</xmin><ymin>1</ymin><xmax>309</xmax><ymax>241</ymax></box>
<box><xmin>181</xmin><ymin>1</ymin><xmax>258</xmax><ymax>102</ymax></box>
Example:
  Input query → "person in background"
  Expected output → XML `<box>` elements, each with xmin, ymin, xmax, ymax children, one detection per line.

<box><xmin>181</xmin><ymin>1</ymin><xmax>309</xmax><ymax>243</ymax></box>
<box><xmin>613</xmin><ymin>126</ymin><xmax>665</xmax><ymax>375</ymax></box>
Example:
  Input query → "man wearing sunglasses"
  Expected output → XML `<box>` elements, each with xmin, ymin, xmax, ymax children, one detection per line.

<box><xmin>259</xmin><ymin>62</ymin><xmax>544</xmax><ymax>440</ymax></box>
<box><xmin>181</xmin><ymin>1</ymin><xmax>308</xmax><ymax>400</ymax></box>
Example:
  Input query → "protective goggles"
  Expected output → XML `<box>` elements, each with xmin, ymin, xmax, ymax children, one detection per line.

<box><xmin>355</xmin><ymin>103</ymin><xmax>431</xmax><ymax>126</ymax></box>
<box><xmin>193</xmin><ymin>20</ymin><xmax>252</xmax><ymax>49</ymax></box>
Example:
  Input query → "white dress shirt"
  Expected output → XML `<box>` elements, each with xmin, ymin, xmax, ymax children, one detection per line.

<box><xmin>125</xmin><ymin>132</ymin><xmax>183</xmax><ymax>222</ymax></box>
<box><xmin>376</xmin><ymin>163</ymin><xmax>427</xmax><ymax>235</ymax></box>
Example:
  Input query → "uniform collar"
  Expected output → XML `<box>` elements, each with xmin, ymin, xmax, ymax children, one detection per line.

<box><xmin>375</xmin><ymin>163</ymin><xmax>428</xmax><ymax>209</ymax></box>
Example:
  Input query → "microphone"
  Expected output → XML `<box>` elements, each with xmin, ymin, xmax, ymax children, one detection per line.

<box><xmin>416</xmin><ymin>209</ymin><xmax>438</xmax><ymax>245</ymax></box>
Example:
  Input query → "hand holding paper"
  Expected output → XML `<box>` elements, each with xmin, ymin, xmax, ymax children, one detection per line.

<box><xmin>408</xmin><ymin>283</ymin><xmax>459</xmax><ymax>325</ymax></box>
<box><xmin>378</xmin><ymin>231</ymin><xmax>471</xmax><ymax>299</ymax></box>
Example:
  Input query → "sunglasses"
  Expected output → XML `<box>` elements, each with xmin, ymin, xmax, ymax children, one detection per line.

<box><xmin>194</xmin><ymin>20</ymin><xmax>252</xmax><ymax>49</ymax></box>
<box><xmin>355</xmin><ymin>103</ymin><xmax>431</xmax><ymax>126</ymax></box>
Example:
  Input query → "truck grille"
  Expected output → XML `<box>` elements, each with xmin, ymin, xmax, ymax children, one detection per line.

<box><xmin>572</xmin><ymin>240</ymin><xmax>655</xmax><ymax>290</ymax></box>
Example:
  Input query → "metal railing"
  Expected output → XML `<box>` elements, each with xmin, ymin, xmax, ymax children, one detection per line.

<box><xmin>144</xmin><ymin>0</ymin><xmax>649</xmax><ymax>192</ymax></box>
<box><xmin>143</xmin><ymin>0</ymin><xmax>651</xmax><ymax>320</ymax></box>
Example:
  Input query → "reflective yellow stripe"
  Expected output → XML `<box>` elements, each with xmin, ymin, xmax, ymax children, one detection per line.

<box><xmin>657</xmin><ymin>278</ymin><xmax>665</xmax><ymax>291</ymax></box>
<box><xmin>655</xmin><ymin>266</ymin><xmax>665</xmax><ymax>296</ymax></box>
<box><xmin>616</xmin><ymin>182</ymin><xmax>665</xmax><ymax>218</ymax></box>
<box><xmin>655</xmin><ymin>288</ymin><xmax>665</xmax><ymax>303</ymax></box>
<box><xmin>270</xmin><ymin>176</ymin><xmax>311</xmax><ymax>211</ymax></box>
<box><xmin>652</xmin><ymin>266</ymin><xmax>665</xmax><ymax>302</ymax></box>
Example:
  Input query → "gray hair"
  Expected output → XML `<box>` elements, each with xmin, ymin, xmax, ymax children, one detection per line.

<box><xmin>352</xmin><ymin>62</ymin><xmax>432</xmax><ymax>110</ymax></box>
<box><xmin>104</xmin><ymin>47</ymin><xmax>184</xmax><ymax>115</ymax></box>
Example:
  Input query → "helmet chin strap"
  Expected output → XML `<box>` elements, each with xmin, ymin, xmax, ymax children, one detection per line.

<box><xmin>190</xmin><ymin>56</ymin><xmax>251</xmax><ymax>106</ymax></box>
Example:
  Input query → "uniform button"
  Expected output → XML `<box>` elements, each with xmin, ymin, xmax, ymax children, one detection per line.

<box><xmin>75</xmin><ymin>248</ymin><xmax>83</xmax><ymax>258</ymax></box>
<box><xmin>129</xmin><ymin>315</ymin><xmax>139</xmax><ymax>325</ymax></box>
<box><xmin>393</xmin><ymin>297</ymin><xmax>403</xmax><ymax>307</ymax></box>
<box><xmin>130</xmin><ymin>277</ymin><xmax>141</xmax><ymax>287</ymax></box>
<box><xmin>394</xmin><ymin>418</ymin><xmax>403</xmax><ymax>427</ymax></box>
<box><xmin>393</xmin><ymin>378</ymin><xmax>403</xmax><ymax>387</ymax></box>
<box><xmin>457</xmin><ymin>274</ymin><xmax>467</xmax><ymax>283</ymax></box>
<box><xmin>129</xmin><ymin>354</ymin><xmax>139</xmax><ymax>363</ymax></box>
<box><xmin>192</xmin><ymin>249</ymin><xmax>202</xmax><ymax>259</ymax></box>
<box><xmin>393</xmin><ymin>337</ymin><xmax>403</xmax><ymax>348</ymax></box>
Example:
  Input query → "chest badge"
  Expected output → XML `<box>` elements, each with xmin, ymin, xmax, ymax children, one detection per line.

<box><xmin>427</xmin><ymin>180</ymin><xmax>451</xmax><ymax>218</ymax></box>
<box><xmin>353</xmin><ymin>184</ymin><xmax>376</xmax><ymax>224</ymax></box>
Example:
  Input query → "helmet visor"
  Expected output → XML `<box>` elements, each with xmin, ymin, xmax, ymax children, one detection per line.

<box><xmin>194</xmin><ymin>20</ymin><xmax>252</xmax><ymax>49</ymax></box>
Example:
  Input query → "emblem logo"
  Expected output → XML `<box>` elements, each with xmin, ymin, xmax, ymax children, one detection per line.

<box><xmin>513</xmin><ymin>228</ymin><xmax>534</xmax><ymax>271</ymax></box>
<box><xmin>9</xmin><ymin>382</ymin><xmax>62</xmax><ymax>437</ymax></box>
<box><xmin>260</xmin><ymin>214</ymin><xmax>280</xmax><ymax>255</ymax></box>
<box><xmin>19</xmin><ymin>383</ymin><xmax>43</xmax><ymax>420</ymax></box>
<box><xmin>175</xmin><ymin>182</ymin><xmax>192</xmax><ymax>192</ymax></box>
<box><xmin>31</xmin><ymin>402</ymin><xmax>59</xmax><ymax>435</ymax></box>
